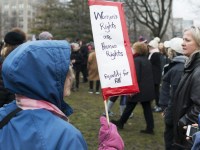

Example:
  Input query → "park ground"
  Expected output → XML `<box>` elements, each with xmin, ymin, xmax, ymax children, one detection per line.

<box><xmin>65</xmin><ymin>82</ymin><xmax>165</xmax><ymax>150</ymax></box>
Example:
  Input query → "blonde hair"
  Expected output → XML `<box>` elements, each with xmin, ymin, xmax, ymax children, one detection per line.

<box><xmin>63</xmin><ymin>66</ymin><xmax>75</xmax><ymax>97</ymax></box>
<box><xmin>67</xmin><ymin>66</ymin><xmax>75</xmax><ymax>82</ymax></box>
<box><xmin>184</xmin><ymin>26</ymin><xmax>200</xmax><ymax>49</ymax></box>
<box><xmin>1</xmin><ymin>44</ymin><xmax>18</xmax><ymax>59</ymax></box>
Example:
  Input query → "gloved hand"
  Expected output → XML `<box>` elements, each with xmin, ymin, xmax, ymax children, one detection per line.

<box><xmin>98</xmin><ymin>116</ymin><xmax>124</xmax><ymax>150</ymax></box>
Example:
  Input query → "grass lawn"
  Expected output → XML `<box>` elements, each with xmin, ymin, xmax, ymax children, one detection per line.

<box><xmin>65</xmin><ymin>82</ymin><xmax>165</xmax><ymax>150</ymax></box>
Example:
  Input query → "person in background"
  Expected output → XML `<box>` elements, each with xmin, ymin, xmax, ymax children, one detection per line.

<box><xmin>159</xmin><ymin>37</ymin><xmax>187</xmax><ymax>150</ymax></box>
<box><xmin>87</xmin><ymin>42</ymin><xmax>94</xmax><ymax>53</ymax></box>
<box><xmin>148</xmin><ymin>37</ymin><xmax>162</xmax><ymax>112</ymax></box>
<box><xmin>0</xmin><ymin>28</ymin><xmax>26</xmax><ymax>107</ymax></box>
<box><xmin>173</xmin><ymin>26</ymin><xmax>200</xmax><ymax>149</ymax></box>
<box><xmin>87</xmin><ymin>44</ymin><xmax>100</xmax><ymax>94</ymax></box>
<box><xmin>38</xmin><ymin>31</ymin><xmax>53</xmax><ymax>40</ymax></box>
<box><xmin>159</xmin><ymin>42</ymin><xmax>170</xmax><ymax>74</ymax></box>
<box><xmin>111</xmin><ymin>42</ymin><xmax>155</xmax><ymax>134</ymax></box>
<box><xmin>70</xmin><ymin>42</ymin><xmax>83</xmax><ymax>91</ymax></box>
<box><xmin>138</xmin><ymin>35</ymin><xmax>147</xmax><ymax>43</ymax></box>
<box><xmin>167</xmin><ymin>48</ymin><xmax>177</xmax><ymax>61</ymax></box>
<box><xmin>0</xmin><ymin>41</ymin><xmax>3</xmax><ymax>50</ymax></box>
<box><xmin>79</xmin><ymin>40</ymin><xmax>88</xmax><ymax>83</ymax></box>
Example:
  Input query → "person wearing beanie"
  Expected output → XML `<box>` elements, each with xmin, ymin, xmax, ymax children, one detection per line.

<box><xmin>138</xmin><ymin>35</ymin><xmax>147</xmax><ymax>43</ymax></box>
<box><xmin>0</xmin><ymin>29</ymin><xmax>26</xmax><ymax>107</ymax></box>
<box><xmin>38</xmin><ymin>31</ymin><xmax>53</xmax><ymax>40</ymax></box>
<box><xmin>87</xmin><ymin>44</ymin><xmax>100</xmax><ymax>95</ymax></box>
<box><xmin>11</xmin><ymin>27</ymin><xmax>27</xmax><ymax>42</ymax></box>
<box><xmin>1</xmin><ymin>31</ymin><xmax>25</xmax><ymax>58</ymax></box>
<box><xmin>159</xmin><ymin>37</ymin><xmax>187</xmax><ymax>150</ymax></box>
<box><xmin>148</xmin><ymin>37</ymin><xmax>162</xmax><ymax>112</ymax></box>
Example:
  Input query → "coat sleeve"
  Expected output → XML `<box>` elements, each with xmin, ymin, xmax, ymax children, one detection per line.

<box><xmin>87</xmin><ymin>52</ymin><xmax>93</xmax><ymax>69</ymax></box>
<box><xmin>192</xmin><ymin>131</ymin><xmax>200</xmax><ymax>150</ymax></box>
<box><xmin>179</xmin><ymin>72</ymin><xmax>200</xmax><ymax>125</ymax></box>
<box><xmin>159</xmin><ymin>77</ymin><xmax>170</xmax><ymax>107</ymax></box>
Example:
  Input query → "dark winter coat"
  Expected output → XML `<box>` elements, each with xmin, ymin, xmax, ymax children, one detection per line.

<box><xmin>129</xmin><ymin>55</ymin><xmax>155</xmax><ymax>102</ymax></box>
<box><xmin>80</xmin><ymin>45</ymin><xmax>88</xmax><ymax>66</ymax></box>
<box><xmin>0</xmin><ymin>57</ymin><xmax>15</xmax><ymax>107</ymax></box>
<box><xmin>149</xmin><ymin>52</ymin><xmax>162</xmax><ymax>84</ymax></box>
<box><xmin>173</xmin><ymin>51</ymin><xmax>200</xmax><ymax>147</ymax></box>
<box><xmin>160</xmin><ymin>54</ymin><xmax>170</xmax><ymax>73</ymax></box>
<box><xmin>70</xmin><ymin>50</ymin><xmax>83</xmax><ymax>72</ymax></box>
<box><xmin>159</xmin><ymin>56</ymin><xmax>187</xmax><ymax>125</ymax></box>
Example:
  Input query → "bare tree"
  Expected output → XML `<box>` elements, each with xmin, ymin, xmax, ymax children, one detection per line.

<box><xmin>32</xmin><ymin>0</ymin><xmax>92</xmax><ymax>41</ymax></box>
<box><xmin>123</xmin><ymin>0</ymin><xmax>173</xmax><ymax>39</ymax></box>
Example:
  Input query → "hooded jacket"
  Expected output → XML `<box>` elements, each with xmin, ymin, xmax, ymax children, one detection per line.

<box><xmin>0</xmin><ymin>40</ymin><xmax>87</xmax><ymax>150</ymax></box>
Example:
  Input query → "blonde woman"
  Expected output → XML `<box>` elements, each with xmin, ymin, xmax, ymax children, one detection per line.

<box><xmin>173</xmin><ymin>26</ymin><xmax>200</xmax><ymax>149</ymax></box>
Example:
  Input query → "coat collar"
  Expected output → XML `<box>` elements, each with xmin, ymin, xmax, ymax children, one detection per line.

<box><xmin>185</xmin><ymin>50</ymin><xmax>200</xmax><ymax>72</ymax></box>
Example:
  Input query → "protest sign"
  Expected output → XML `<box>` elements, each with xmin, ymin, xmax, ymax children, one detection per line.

<box><xmin>88</xmin><ymin>0</ymin><xmax>139</xmax><ymax>100</ymax></box>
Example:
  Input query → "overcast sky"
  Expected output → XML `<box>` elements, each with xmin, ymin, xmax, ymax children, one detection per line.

<box><xmin>173</xmin><ymin>0</ymin><xmax>200</xmax><ymax>25</ymax></box>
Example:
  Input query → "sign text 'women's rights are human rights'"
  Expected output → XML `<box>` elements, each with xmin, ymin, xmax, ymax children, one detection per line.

<box><xmin>88</xmin><ymin>0</ymin><xmax>139</xmax><ymax>100</ymax></box>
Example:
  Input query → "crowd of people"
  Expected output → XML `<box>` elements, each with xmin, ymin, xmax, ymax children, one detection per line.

<box><xmin>1</xmin><ymin>25</ymin><xmax>200</xmax><ymax>150</ymax></box>
<box><xmin>111</xmin><ymin>26</ymin><xmax>200</xmax><ymax>150</ymax></box>
<box><xmin>0</xmin><ymin>29</ymin><xmax>124</xmax><ymax>150</ymax></box>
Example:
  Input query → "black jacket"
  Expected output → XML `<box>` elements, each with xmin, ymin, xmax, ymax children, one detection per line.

<box><xmin>70</xmin><ymin>50</ymin><xmax>83</xmax><ymax>72</ymax></box>
<box><xmin>149</xmin><ymin>52</ymin><xmax>162</xmax><ymax>84</ymax></box>
<box><xmin>159</xmin><ymin>56</ymin><xmax>186</xmax><ymax>125</ymax></box>
<box><xmin>129</xmin><ymin>55</ymin><xmax>155</xmax><ymax>102</ymax></box>
<box><xmin>173</xmin><ymin>51</ymin><xmax>200</xmax><ymax>147</ymax></box>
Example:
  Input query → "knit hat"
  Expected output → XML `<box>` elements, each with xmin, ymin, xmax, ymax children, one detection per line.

<box><xmin>71</xmin><ymin>43</ymin><xmax>80</xmax><ymax>51</ymax></box>
<box><xmin>38</xmin><ymin>31</ymin><xmax>53</xmax><ymax>40</ymax></box>
<box><xmin>148</xmin><ymin>37</ymin><xmax>160</xmax><ymax>48</ymax></box>
<box><xmin>4</xmin><ymin>31</ymin><xmax>24</xmax><ymax>45</ymax></box>
<box><xmin>164</xmin><ymin>37</ymin><xmax>183</xmax><ymax>54</ymax></box>
<box><xmin>138</xmin><ymin>35</ymin><xmax>147</xmax><ymax>43</ymax></box>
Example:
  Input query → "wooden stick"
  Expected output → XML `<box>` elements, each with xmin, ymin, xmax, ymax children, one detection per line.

<box><xmin>104</xmin><ymin>100</ymin><xmax>110</xmax><ymax>126</ymax></box>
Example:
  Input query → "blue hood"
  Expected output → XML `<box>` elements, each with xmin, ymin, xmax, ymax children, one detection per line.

<box><xmin>2</xmin><ymin>40</ymin><xmax>73</xmax><ymax>116</ymax></box>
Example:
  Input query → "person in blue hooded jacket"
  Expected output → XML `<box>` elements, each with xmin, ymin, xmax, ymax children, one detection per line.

<box><xmin>0</xmin><ymin>40</ymin><xmax>87</xmax><ymax>150</ymax></box>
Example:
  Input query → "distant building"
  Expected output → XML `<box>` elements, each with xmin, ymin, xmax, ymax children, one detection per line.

<box><xmin>0</xmin><ymin>0</ymin><xmax>71</xmax><ymax>40</ymax></box>
<box><xmin>172</xmin><ymin>18</ymin><xmax>193</xmax><ymax>37</ymax></box>
<box><xmin>0</xmin><ymin>0</ymin><xmax>42</xmax><ymax>39</ymax></box>
<box><xmin>182</xmin><ymin>20</ymin><xmax>194</xmax><ymax>29</ymax></box>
